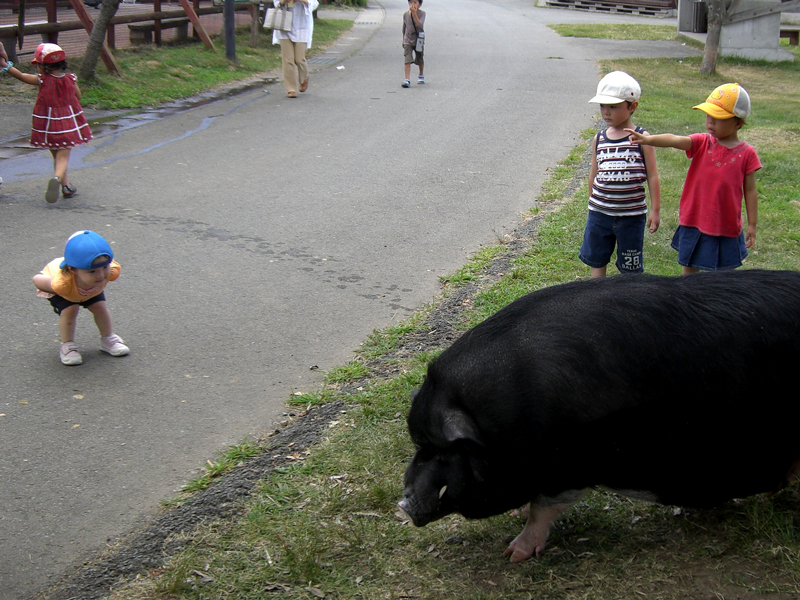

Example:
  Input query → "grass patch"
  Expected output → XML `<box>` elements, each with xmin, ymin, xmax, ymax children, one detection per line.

<box><xmin>549</xmin><ymin>23</ymin><xmax>680</xmax><ymax>41</ymax></box>
<box><xmin>358</xmin><ymin>310</ymin><xmax>430</xmax><ymax>361</ymax></box>
<box><xmin>324</xmin><ymin>360</ymin><xmax>370</xmax><ymax>384</ymax></box>
<box><xmin>178</xmin><ymin>440</ymin><xmax>263</xmax><ymax>495</ymax></box>
<box><xmin>438</xmin><ymin>245</ymin><xmax>505</xmax><ymax>286</ymax></box>
<box><xmin>105</xmin><ymin>34</ymin><xmax>800</xmax><ymax>600</ymax></box>
<box><xmin>0</xmin><ymin>19</ymin><xmax>353</xmax><ymax>109</ymax></box>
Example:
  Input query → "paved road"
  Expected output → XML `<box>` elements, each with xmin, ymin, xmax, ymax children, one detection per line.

<box><xmin>0</xmin><ymin>2</ymin><xmax>699</xmax><ymax>598</ymax></box>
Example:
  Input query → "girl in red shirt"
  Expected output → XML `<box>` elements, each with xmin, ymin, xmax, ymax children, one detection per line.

<box><xmin>0</xmin><ymin>42</ymin><xmax>92</xmax><ymax>203</ymax></box>
<box><xmin>628</xmin><ymin>83</ymin><xmax>761</xmax><ymax>274</ymax></box>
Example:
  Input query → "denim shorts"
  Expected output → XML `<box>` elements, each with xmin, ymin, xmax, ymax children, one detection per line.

<box><xmin>579</xmin><ymin>211</ymin><xmax>646</xmax><ymax>274</ymax></box>
<box><xmin>671</xmin><ymin>225</ymin><xmax>748</xmax><ymax>271</ymax></box>
<box><xmin>48</xmin><ymin>291</ymin><xmax>106</xmax><ymax>315</ymax></box>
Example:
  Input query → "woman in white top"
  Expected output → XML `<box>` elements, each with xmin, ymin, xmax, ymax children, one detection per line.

<box><xmin>272</xmin><ymin>0</ymin><xmax>319</xmax><ymax>98</ymax></box>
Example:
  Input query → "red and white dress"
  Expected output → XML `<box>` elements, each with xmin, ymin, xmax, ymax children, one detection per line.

<box><xmin>30</xmin><ymin>72</ymin><xmax>92</xmax><ymax>149</ymax></box>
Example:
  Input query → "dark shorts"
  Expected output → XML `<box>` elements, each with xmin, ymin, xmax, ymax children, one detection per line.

<box><xmin>403</xmin><ymin>43</ymin><xmax>423</xmax><ymax>65</ymax></box>
<box><xmin>48</xmin><ymin>291</ymin><xmax>106</xmax><ymax>315</ymax></box>
<box><xmin>671</xmin><ymin>226</ymin><xmax>748</xmax><ymax>271</ymax></box>
<box><xmin>579</xmin><ymin>211</ymin><xmax>646</xmax><ymax>274</ymax></box>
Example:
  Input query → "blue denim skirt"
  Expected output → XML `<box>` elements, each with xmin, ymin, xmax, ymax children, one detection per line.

<box><xmin>671</xmin><ymin>225</ymin><xmax>748</xmax><ymax>271</ymax></box>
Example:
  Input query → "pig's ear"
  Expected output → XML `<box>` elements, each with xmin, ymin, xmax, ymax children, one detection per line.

<box><xmin>441</xmin><ymin>410</ymin><xmax>483</xmax><ymax>447</ymax></box>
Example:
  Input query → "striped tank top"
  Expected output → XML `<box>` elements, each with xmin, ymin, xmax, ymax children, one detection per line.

<box><xmin>589</xmin><ymin>126</ymin><xmax>648</xmax><ymax>216</ymax></box>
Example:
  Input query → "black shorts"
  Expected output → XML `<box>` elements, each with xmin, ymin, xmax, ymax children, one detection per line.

<box><xmin>48</xmin><ymin>291</ymin><xmax>106</xmax><ymax>315</ymax></box>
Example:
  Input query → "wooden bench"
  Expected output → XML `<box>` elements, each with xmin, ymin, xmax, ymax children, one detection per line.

<box><xmin>128</xmin><ymin>17</ymin><xmax>190</xmax><ymax>45</ymax></box>
<box><xmin>780</xmin><ymin>25</ymin><xmax>800</xmax><ymax>46</ymax></box>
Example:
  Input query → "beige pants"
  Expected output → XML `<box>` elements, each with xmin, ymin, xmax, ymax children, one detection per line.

<box><xmin>280</xmin><ymin>38</ymin><xmax>308</xmax><ymax>94</ymax></box>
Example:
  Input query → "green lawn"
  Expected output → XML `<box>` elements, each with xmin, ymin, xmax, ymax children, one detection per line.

<box><xmin>0</xmin><ymin>19</ymin><xmax>353</xmax><ymax>109</ymax></box>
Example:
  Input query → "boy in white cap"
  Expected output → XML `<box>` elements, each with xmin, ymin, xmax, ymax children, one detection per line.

<box><xmin>628</xmin><ymin>83</ymin><xmax>761</xmax><ymax>274</ymax></box>
<box><xmin>33</xmin><ymin>230</ymin><xmax>129</xmax><ymax>365</ymax></box>
<box><xmin>581</xmin><ymin>71</ymin><xmax>661</xmax><ymax>277</ymax></box>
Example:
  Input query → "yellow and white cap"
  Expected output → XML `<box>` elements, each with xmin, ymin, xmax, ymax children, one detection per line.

<box><xmin>693</xmin><ymin>83</ymin><xmax>751</xmax><ymax>120</ymax></box>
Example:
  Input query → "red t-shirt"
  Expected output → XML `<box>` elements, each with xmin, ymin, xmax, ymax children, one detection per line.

<box><xmin>679</xmin><ymin>133</ymin><xmax>761</xmax><ymax>238</ymax></box>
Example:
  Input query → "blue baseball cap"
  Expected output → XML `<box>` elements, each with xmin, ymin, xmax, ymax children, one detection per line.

<box><xmin>59</xmin><ymin>230</ymin><xmax>114</xmax><ymax>270</ymax></box>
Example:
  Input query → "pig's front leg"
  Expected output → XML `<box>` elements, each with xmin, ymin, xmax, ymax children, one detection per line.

<box><xmin>503</xmin><ymin>499</ymin><xmax>577</xmax><ymax>562</ymax></box>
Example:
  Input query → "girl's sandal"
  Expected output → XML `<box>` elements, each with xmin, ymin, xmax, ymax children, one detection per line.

<box><xmin>61</xmin><ymin>183</ymin><xmax>77</xmax><ymax>198</ymax></box>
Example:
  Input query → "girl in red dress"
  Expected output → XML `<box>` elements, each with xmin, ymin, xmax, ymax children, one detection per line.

<box><xmin>0</xmin><ymin>42</ymin><xmax>92</xmax><ymax>203</ymax></box>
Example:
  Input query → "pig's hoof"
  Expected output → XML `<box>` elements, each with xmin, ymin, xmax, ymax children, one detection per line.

<box><xmin>503</xmin><ymin>536</ymin><xmax>544</xmax><ymax>563</ymax></box>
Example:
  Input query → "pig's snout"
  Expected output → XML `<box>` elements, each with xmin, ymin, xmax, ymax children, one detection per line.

<box><xmin>398</xmin><ymin>495</ymin><xmax>437</xmax><ymax>527</ymax></box>
<box><xmin>397</xmin><ymin>497</ymin><xmax>416</xmax><ymax>524</ymax></box>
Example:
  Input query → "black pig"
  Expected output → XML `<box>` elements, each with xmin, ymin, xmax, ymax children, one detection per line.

<box><xmin>398</xmin><ymin>270</ymin><xmax>800</xmax><ymax>562</ymax></box>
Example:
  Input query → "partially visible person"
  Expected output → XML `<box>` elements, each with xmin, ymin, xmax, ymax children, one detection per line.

<box><xmin>580</xmin><ymin>71</ymin><xmax>661</xmax><ymax>278</ymax></box>
<box><xmin>0</xmin><ymin>42</ymin><xmax>92</xmax><ymax>203</ymax></box>
<box><xmin>33</xmin><ymin>230</ymin><xmax>129</xmax><ymax>366</ymax></box>
<box><xmin>628</xmin><ymin>83</ymin><xmax>760</xmax><ymax>275</ymax></box>
<box><xmin>272</xmin><ymin>0</ymin><xmax>319</xmax><ymax>98</ymax></box>
<box><xmin>401</xmin><ymin>0</ymin><xmax>425</xmax><ymax>88</ymax></box>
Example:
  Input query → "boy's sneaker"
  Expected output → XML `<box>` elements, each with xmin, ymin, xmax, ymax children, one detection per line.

<box><xmin>101</xmin><ymin>334</ymin><xmax>130</xmax><ymax>357</ymax></box>
<box><xmin>60</xmin><ymin>342</ymin><xmax>83</xmax><ymax>366</ymax></box>
<box><xmin>45</xmin><ymin>176</ymin><xmax>60</xmax><ymax>203</ymax></box>
<box><xmin>401</xmin><ymin>79</ymin><xmax>410</xmax><ymax>88</ymax></box>
<box><xmin>418</xmin><ymin>75</ymin><xmax>425</xmax><ymax>84</ymax></box>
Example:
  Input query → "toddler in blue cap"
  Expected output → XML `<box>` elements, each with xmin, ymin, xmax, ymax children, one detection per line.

<box><xmin>33</xmin><ymin>230</ymin><xmax>129</xmax><ymax>365</ymax></box>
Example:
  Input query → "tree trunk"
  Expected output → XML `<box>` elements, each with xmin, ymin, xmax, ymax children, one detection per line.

<box><xmin>79</xmin><ymin>0</ymin><xmax>122</xmax><ymax>81</ymax></box>
<box><xmin>700</xmin><ymin>0</ymin><xmax>728</xmax><ymax>75</ymax></box>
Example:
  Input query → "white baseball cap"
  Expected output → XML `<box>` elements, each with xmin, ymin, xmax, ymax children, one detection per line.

<box><xmin>588</xmin><ymin>71</ymin><xmax>641</xmax><ymax>104</ymax></box>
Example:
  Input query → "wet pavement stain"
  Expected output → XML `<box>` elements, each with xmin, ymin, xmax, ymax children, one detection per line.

<box><xmin>0</xmin><ymin>78</ymin><xmax>275</xmax><ymax>183</ymax></box>
<box><xmin>11</xmin><ymin>198</ymin><xmax>413</xmax><ymax>306</ymax></box>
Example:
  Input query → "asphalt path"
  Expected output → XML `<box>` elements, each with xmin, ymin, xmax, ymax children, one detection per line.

<box><xmin>0</xmin><ymin>2</ymin><xmax>699</xmax><ymax>598</ymax></box>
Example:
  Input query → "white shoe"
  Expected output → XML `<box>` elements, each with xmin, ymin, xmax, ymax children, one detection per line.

<box><xmin>101</xmin><ymin>334</ymin><xmax>130</xmax><ymax>356</ymax></box>
<box><xmin>60</xmin><ymin>342</ymin><xmax>83</xmax><ymax>366</ymax></box>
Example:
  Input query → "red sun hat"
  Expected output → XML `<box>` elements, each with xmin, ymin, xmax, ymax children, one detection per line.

<box><xmin>32</xmin><ymin>43</ymin><xmax>66</xmax><ymax>64</ymax></box>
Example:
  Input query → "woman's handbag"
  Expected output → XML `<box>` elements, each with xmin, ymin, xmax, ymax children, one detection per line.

<box><xmin>264</xmin><ymin>6</ymin><xmax>293</xmax><ymax>31</ymax></box>
<box><xmin>415</xmin><ymin>31</ymin><xmax>425</xmax><ymax>53</ymax></box>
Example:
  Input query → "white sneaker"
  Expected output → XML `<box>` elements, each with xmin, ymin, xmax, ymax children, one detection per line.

<box><xmin>101</xmin><ymin>334</ymin><xmax>130</xmax><ymax>357</ymax></box>
<box><xmin>60</xmin><ymin>342</ymin><xmax>83</xmax><ymax>366</ymax></box>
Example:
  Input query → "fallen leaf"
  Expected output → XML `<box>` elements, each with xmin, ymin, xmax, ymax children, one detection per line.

<box><xmin>560</xmin><ymin>581</ymin><xmax>585</xmax><ymax>590</ymax></box>
<box><xmin>192</xmin><ymin>570</ymin><xmax>214</xmax><ymax>584</ymax></box>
